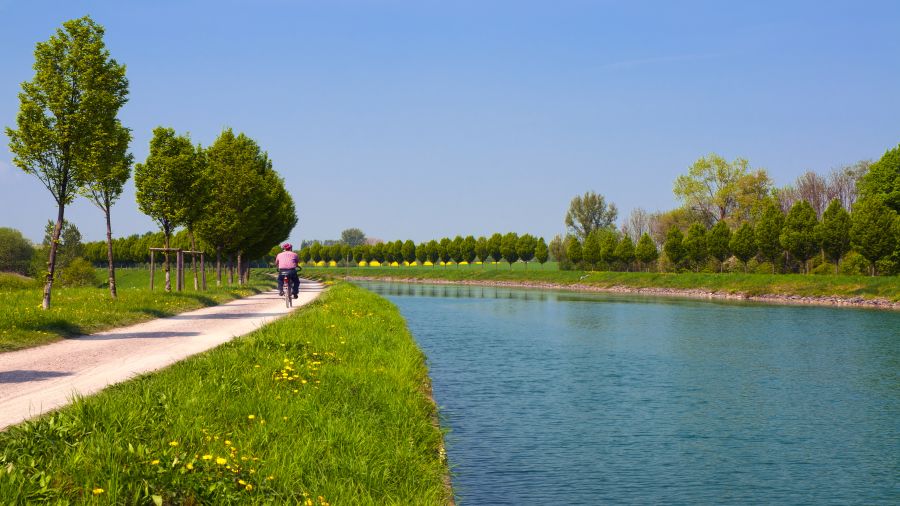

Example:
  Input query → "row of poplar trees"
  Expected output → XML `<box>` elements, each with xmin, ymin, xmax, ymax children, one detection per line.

<box><xmin>300</xmin><ymin>234</ymin><xmax>551</xmax><ymax>269</ymax></box>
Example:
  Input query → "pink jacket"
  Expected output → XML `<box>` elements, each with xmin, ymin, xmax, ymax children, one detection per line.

<box><xmin>275</xmin><ymin>251</ymin><xmax>299</xmax><ymax>269</ymax></box>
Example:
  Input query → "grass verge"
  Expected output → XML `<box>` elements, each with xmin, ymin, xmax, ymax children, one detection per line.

<box><xmin>304</xmin><ymin>265</ymin><xmax>900</xmax><ymax>301</ymax></box>
<box><xmin>0</xmin><ymin>282</ymin><xmax>450</xmax><ymax>504</ymax></box>
<box><xmin>0</xmin><ymin>269</ymin><xmax>273</xmax><ymax>352</ymax></box>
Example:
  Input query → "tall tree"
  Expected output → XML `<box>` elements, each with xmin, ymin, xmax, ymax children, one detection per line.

<box><xmin>663</xmin><ymin>227</ymin><xmax>685</xmax><ymax>270</ymax></box>
<box><xmin>462</xmin><ymin>235</ymin><xmax>477</xmax><ymax>264</ymax></box>
<box><xmin>548</xmin><ymin>234</ymin><xmax>566</xmax><ymax>263</ymax></box>
<box><xmin>858</xmin><ymin>144</ymin><xmax>900</xmax><ymax>213</ymax></box>
<box><xmin>439</xmin><ymin>238</ymin><xmax>452</xmax><ymax>266</ymax></box>
<box><xmin>402</xmin><ymin>240</ymin><xmax>416</xmax><ymax>265</ymax></box>
<box><xmin>707</xmin><ymin>220</ymin><xmax>732</xmax><ymax>272</ymax></box>
<box><xmin>683</xmin><ymin>222</ymin><xmax>708</xmax><ymax>271</ymax></box>
<box><xmin>415</xmin><ymin>243</ymin><xmax>427</xmax><ymax>266</ymax></box>
<box><xmin>341</xmin><ymin>228</ymin><xmax>367</xmax><ymax>247</ymax></box>
<box><xmin>449</xmin><ymin>236</ymin><xmax>464</xmax><ymax>266</ymax></box>
<box><xmin>794</xmin><ymin>171</ymin><xmax>829</xmax><ymax>219</ymax></box>
<box><xmin>516</xmin><ymin>234</ymin><xmax>537</xmax><ymax>269</ymax></box>
<box><xmin>565</xmin><ymin>236</ymin><xmax>583</xmax><ymax>267</ymax></box>
<box><xmin>780</xmin><ymin>200</ymin><xmax>819</xmax><ymax>274</ymax></box>
<box><xmin>474</xmin><ymin>236</ymin><xmax>488</xmax><ymax>266</ymax></box>
<box><xmin>425</xmin><ymin>240</ymin><xmax>439</xmax><ymax>267</ymax></box>
<box><xmin>135</xmin><ymin>127</ymin><xmax>200</xmax><ymax>291</ymax></box>
<box><xmin>729</xmin><ymin>223</ymin><xmax>758</xmax><ymax>272</ymax></box>
<box><xmin>500</xmin><ymin>232</ymin><xmax>519</xmax><ymax>268</ymax></box>
<box><xmin>755</xmin><ymin>199</ymin><xmax>785</xmax><ymax>273</ymax></box>
<box><xmin>816</xmin><ymin>200</ymin><xmax>851</xmax><ymax>274</ymax></box>
<box><xmin>7</xmin><ymin>16</ymin><xmax>128</xmax><ymax>309</ymax></box>
<box><xmin>565</xmin><ymin>191</ymin><xmax>618</xmax><ymax>240</ymax></box>
<box><xmin>826</xmin><ymin>161</ymin><xmax>869</xmax><ymax>211</ymax></box>
<box><xmin>0</xmin><ymin>228</ymin><xmax>35</xmax><ymax>275</ymax></box>
<box><xmin>623</xmin><ymin>207</ymin><xmax>651</xmax><ymax>243</ymax></box>
<box><xmin>635</xmin><ymin>233</ymin><xmax>658</xmax><ymax>272</ymax></box>
<box><xmin>535</xmin><ymin>237</ymin><xmax>549</xmax><ymax>269</ymax></box>
<box><xmin>673</xmin><ymin>154</ymin><xmax>772</xmax><ymax>225</ymax></box>
<box><xmin>615</xmin><ymin>235</ymin><xmax>636</xmax><ymax>271</ymax></box>
<box><xmin>582</xmin><ymin>230</ymin><xmax>602</xmax><ymax>270</ymax></box>
<box><xmin>488</xmin><ymin>233</ymin><xmax>503</xmax><ymax>264</ymax></box>
<box><xmin>81</xmin><ymin>120</ymin><xmax>132</xmax><ymax>297</ymax></box>
<box><xmin>850</xmin><ymin>197</ymin><xmax>897</xmax><ymax>275</ymax></box>
<box><xmin>599</xmin><ymin>231</ymin><xmax>619</xmax><ymax>269</ymax></box>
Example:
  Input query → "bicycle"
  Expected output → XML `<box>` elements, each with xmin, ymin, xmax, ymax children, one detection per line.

<box><xmin>280</xmin><ymin>270</ymin><xmax>293</xmax><ymax>308</ymax></box>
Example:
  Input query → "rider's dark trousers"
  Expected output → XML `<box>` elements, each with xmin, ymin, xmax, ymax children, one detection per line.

<box><xmin>278</xmin><ymin>269</ymin><xmax>300</xmax><ymax>296</ymax></box>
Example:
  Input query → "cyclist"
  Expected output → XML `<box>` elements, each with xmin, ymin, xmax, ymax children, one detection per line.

<box><xmin>275</xmin><ymin>243</ymin><xmax>301</xmax><ymax>299</ymax></box>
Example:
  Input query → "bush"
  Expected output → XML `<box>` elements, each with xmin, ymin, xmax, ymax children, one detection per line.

<box><xmin>58</xmin><ymin>258</ymin><xmax>99</xmax><ymax>287</ymax></box>
<box><xmin>839</xmin><ymin>251</ymin><xmax>869</xmax><ymax>276</ymax></box>
<box><xmin>0</xmin><ymin>227</ymin><xmax>35</xmax><ymax>275</ymax></box>
<box><xmin>812</xmin><ymin>261</ymin><xmax>837</xmax><ymax>275</ymax></box>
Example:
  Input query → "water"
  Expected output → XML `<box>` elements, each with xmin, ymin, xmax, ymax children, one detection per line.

<box><xmin>356</xmin><ymin>281</ymin><xmax>900</xmax><ymax>505</ymax></box>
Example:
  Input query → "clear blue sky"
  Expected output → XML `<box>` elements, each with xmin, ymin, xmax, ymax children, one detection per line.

<box><xmin>1</xmin><ymin>1</ymin><xmax>899</xmax><ymax>245</ymax></box>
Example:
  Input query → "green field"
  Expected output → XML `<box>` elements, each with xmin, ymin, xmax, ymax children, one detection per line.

<box><xmin>304</xmin><ymin>264</ymin><xmax>900</xmax><ymax>301</ymax></box>
<box><xmin>0</xmin><ymin>268</ymin><xmax>272</xmax><ymax>352</ymax></box>
<box><xmin>0</xmin><ymin>283</ymin><xmax>450</xmax><ymax>504</ymax></box>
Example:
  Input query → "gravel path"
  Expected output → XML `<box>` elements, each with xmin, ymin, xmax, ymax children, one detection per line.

<box><xmin>0</xmin><ymin>279</ymin><xmax>324</xmax><ymax>430</ymax></box>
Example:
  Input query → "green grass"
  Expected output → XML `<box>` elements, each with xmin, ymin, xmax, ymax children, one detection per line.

<box><xmin>0</xmin><ymin>283</ymin><xmax>450</xmax><ymax>505</ymax></box>
<box><xmin>304</xmin><ymin>264</ymin><xmax>900</xmax><ymax>301</ymax></box>
<box><xmin>0</xmin><ymin>268</ymin><xmax>273</xmax><ymax>352</ymax></box>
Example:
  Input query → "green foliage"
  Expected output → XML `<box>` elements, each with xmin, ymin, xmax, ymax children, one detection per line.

<box><xmin>635</xmin><ymin>233</ymin><xmax>658</xmax><ymax>271</ymax></box>
<box><xmin>415</xmin><ymin>243</ymin><xmax>427</xmax><ymax>264</ymax></box>
<box><xmin>500</xmin><ymin>233</ymin><xmax>519</xmax><ymax>267</ymax></box>
<box><xmin>707</xmin><ymin>221</ymin><xmax>732</xmax><ymax>267</ymax></box>
<box><xmin>516</xmin><ymin>234</ymin><xmax>537</xmax><ymax>267</ymax></box>
<box><xmin>402</xmin><ymin>240</ymin><xmax>416</xmax><ymax>264</ymax></box>
<box><xmin>582</xmin><ymin>230</ymin><xmax>602</xmax><ymax>268</ymax></box>
<box><xmin>817</xmin><ymin>200</ymin><xmax>851</xmax><ymax>273</ymax></box>
<box><xmin>780</xmin><ymin>200</ymin><xmax>820</xmax><ymax>273</ymax></box>
<box><xmin>548</xmin><ymin>235</ymin><xmax>566</xmax><ymax>263</ymax></box>
<box><xmin>488</xmin><ymin>233</ymin><xmax>503</xmax><ymax>263</ymax></box>
<box><xmin>438</xmin><ymin>238</ymin><xmax>451</xmax><ymax>264</ymax></box>
<box><xmin>729</xmin><ymin>223</ymin><xmax>758</xmax><ymax>271</ymax></box>
<box><xmin>755</xmin><ymin>199</ymin><xmax>785</xmax><ymax>270</ymax></box>
<box><xmin>58</xmin><ymin>258</ymin><xmax>100</xmax><ymax>287</ymax></box>
<box><xmin>474</xmin><ymin>236</ymin><xmax>489</xmax><ymax>263</ymax></box>
<box><xmin>614</xmin><ymin>235</ymin><xmax>636</xmax><ymax>270</ymax></box>
<box><xmin>599</xmin><ymin>231</ymin><xmax>619</xmax><ymax>267</ymax></box>
<box><xmin>340</xmin><ymin>228</ymin><xmax>366</xmax><ymax>247</ymax></box>
<box><xmin>663</xmin><ymin>227</ymin><xmax>685</xmax><ymax>269</ymax></box>
<box><xmin>565</xmin><ymin>236</ymin><xmax>583</xmax><ymax>265</ymax></box>
<box><xmin>673</xmin><ymin>154</ymin><xmax>772</xmax><ymax>225</ymax></box>
<box><xmin>564</xmin><ymin>191</ymin><xmax>618</xmax><ymax>240</ymax></box>
<box><xmin>461</xmin><ymin>236</ymin><xmax>477</xmax><ymax>264</ymax></box>
<box><xmin>42</xmin><ymin>220</ymin><xmax>84</xmax><ymax>275</ymax></box>
<box><xmin>0</xmin><ymin>228</ymin><xmax>35</xmax><ymax>275</ymax></box>
<box><xmin>850</xmin><ymin>197</ymin><xmax>898</xmax><ymax>275</ymax></box>
<box><xmin>535</xmin><ymin>237</ymin><xmax>549</xmax><ymax>266</ymax></box>
<box><xmin>683</xmin><ymin>223</ymin><xmax>708</xmax><ymax>269</ymax></box>
<box><xmin>425</xmin><ymin>240</ymin><xmax>439</xmax><ymax>265</ymax></box>
<box><xmin>859</xmin><ymin>143</ymin><xmax>900</xmax><ymax>213</ymax></box>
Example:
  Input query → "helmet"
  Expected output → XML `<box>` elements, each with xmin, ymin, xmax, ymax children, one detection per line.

<box><xmin>282</xmin><ymin>243</ymin><xmax>292</xmax><ymax>251</ymax></box>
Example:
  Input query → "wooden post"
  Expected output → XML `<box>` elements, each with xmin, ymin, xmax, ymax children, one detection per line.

<box><xmin>176</xmin><ymin>250</ymin><xmax>184</xmax><ymax>291</ymax></box>
<box><xmin>150</xmin><ymin>250</ymin><xmax>155</xmax><ymax>290</ymax></box>
<box><xmin>201</xmin><ymin>253</ymin><xmax>207</xmax><ymax>290</ymax></box>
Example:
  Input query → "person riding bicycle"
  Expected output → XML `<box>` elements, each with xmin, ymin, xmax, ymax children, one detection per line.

<box><xmin>275</xmin><ymin>243</ymin><xmax>301</xmax><ymax>299</ymax></box>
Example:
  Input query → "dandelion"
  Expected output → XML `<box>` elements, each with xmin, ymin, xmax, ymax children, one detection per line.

<box><xmin>92</xmin><ymin>488</ymin><xmax>104</xmax><ymax>495</ymax></box>
<box><xmin>169</xmin><ymin>441</ymin><xmax>179</xmax><ymax>447</ymax></box>
<box><xmin>150</xmin><ymin>459</ymin><xmax>160</xmax><ymax>465</ymax></box>
<box><xmin>239</xmin><ymin>479</ymin><xmax>247</xmax><ymax>485</ymax></box>
<box><xmin>248</xmin><ymin>414</ymin><xmax>256</xmax><ymax>420</ymax></box>
<box><xmin>245</xmin><ymin>484</ymin><xmax>254</xmax><ymax>491</ymax></box>
<box><xmin>224</xmin><ymin>440</ymin><xmax>232</xmax><ymax>446</ymax></box>
<box><xmin>202</xmin><ymin>454</ymin><xmax>212</xmax><ymax>460</ymax></box>
<box><xmin>186</xmin><ymin>462</ymin><xmax>194</xmax><ymax>470</ymax></box>
<box><xmin>216</xmin><ymin>457</ymin><xmax>227</xmax><ymax>465</ymax></box>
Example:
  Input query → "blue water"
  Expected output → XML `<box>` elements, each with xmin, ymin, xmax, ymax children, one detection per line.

<box><xmin>357</xmin><ymin>281</ymin><xmax>900</xmax><ymax>505</ymax></box>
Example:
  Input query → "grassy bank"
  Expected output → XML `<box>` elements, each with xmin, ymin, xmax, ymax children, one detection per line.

<box><xmin>0</xmin><ymin>283</ymin><xmax>450</xmax><ymax>504</ymax></box>
<box><xmin>305</xmin><ymin>265</ymin><xmax>900</xmax><ymax>301</ymax></box>
<box><xmin>0</xmin><ymin>269</ymin><xmax>273</xmax><ymax>352</ymax></box>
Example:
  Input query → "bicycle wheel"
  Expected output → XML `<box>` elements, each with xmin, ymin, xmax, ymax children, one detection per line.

<box><xmin>284</xmin><ymin>277</ymin><xmax>292</xmax><ymax>308</ymax></box>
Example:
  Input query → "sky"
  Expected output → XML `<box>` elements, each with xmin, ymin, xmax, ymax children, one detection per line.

<box><xmin>1</xmin><ymin>0</ymin><xmax>899</xmax><ymax>245</ymax></box>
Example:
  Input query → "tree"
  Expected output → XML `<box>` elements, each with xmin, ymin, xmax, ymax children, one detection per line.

<box><xmin>817</xmin><ymin>200</ymin><xmax>851</xmax><ymax>274</ymax></box>
<box><xmin>858</xmin><ymin>144</ymin><xmax>900</xmax><ymax>213</ymax></box>
<box><xmin>415</xmin><ymin>243</ymin><xmax>427</xmax><ymax>265</ymax></box>
<box><xmin>794</xmin><ymin>171</ymin><xmax>829</xmax><ymax>219</ymax></box>
<box><xmin>135</xmin><ymin>127</ymin><xmax>201</xmax><ymax>291</ymax></box>
<box><xmin>439</xmin><ymin>238</ymin><xmax>452</xmax><ymax>265</ymax></box>
<box><xmin>673</xmin><ymin>154</ymin><xmax>772</xmax><ymax>225</ymax></box>
<box><xmin>755</xmin><ymin>199</ymin><xmax>785</xmax><ymax>273</ymax></box>
<box><xmin>488</xmin><ymin>233</ymin><xmax>503</xmax><ymax>264</ymax></box>
<box><xmin>663</xmin><ymin>227</ymin><xmax>685</xmax><ymax>269</ymax></box>
<box><xmin>565</xmin><ymin>191</ymin><xmax>618</xmax><ymax>240</ymax></box>
<box><xmin>449</xmin><ymin>236</ymin><xmax>464</xmax><ymax>266</ymax></box>
<box><xmin>535</xmin><ymin>237</ymin><xmax>549</xmax><ymax>268</ymax></box>
<box><xmin>462</xmin><ymin>236</ymin><xmax>477</xmax><ymax>264</ymax></box>
<box><xmin>300</xmin><ymin>247</ymin><xmax>312</xmax><ymax>265</ymax></box>
<box><xmin>635</xmin><ymin>233</ymin><xmax>658</xmax><ymax>272</ymax></box>
<box><xmin>310</xmin><ymin>243</ymin><xmax>323</xmax><ymax>264</ymax></box>
<box><xmin>548</xmin><ymin>234</ymin><xmax>566</xmax><ymax>263</ymax></box>
<box><xmin>402</xmin><ymin>240</ymin><xmax>416</xmax><ymax>265</ymax></box>
<box><xmin>707</xmin><ymin>220</ymin><xmax>732</xmax><ymax>272</ymax></box>
<box><xmin>500</xmin><ymin>233</ymin><xmax>519</xmax><ymax>268</ymax></box>
<box><xmin>565</xmin><ymin>236</ymin><xmax>583</xmax><ymax>266</ymax></box>
<box><xmin>827</xmin><ymin>161</ymin><xmax>869</xmax><ymax>212</ymax></box>
<box><xmin>615</xmin><ymin>235</ymin><xmax>636</xmax><ymax>271</ymax></box>
<box><xmin>850</xmin><ymin>197</ymin><xmax>897</xmax><ymax>275</ymax></box>
<box><xmin>341</xmin><ymin>228</ymin><xmax>367</xmax><ymax>247</ymax></box>
<box><xmin>582</xmin><ymin>230</ymin><xmax>602</xmax><ymax>270</ymax></box>
<box><xmin>42</xmin><ymin>219</ymin><xmax>83</xmax><ymax>274</ymax></box>
<box><xmin>780</xmin><ymin>200</ymin><xmax>819</xmax><ymax>274</ymax></box>
<box><xmin>599</xmin><ymin>232</ymin><xmax>619</xmax><ymax>270</ymax></box>
<box><xmin>623</xmin><ymin>207</ymin><xmax>651</xmax><ymax>243</ymax></box>
<box><xmin>391</xmin><ymin>240</ymin><xmax>403</xmax><ymax>265</ymax></box>
<box><xmin>683</xmin><ymin>223</ymin><xmax>708</xmax><ymax>271</ymax></box>
<box><xmin>7</xmin><ymin>16</ymin><xmax>128</xmax><ymax>309</ymax></box>
<box><xmin>425</xmin><ymin>240</ymin><xmax>439</xmax><ymax>267</ymax></box>
<box><xmin>730</xmin><ymin>223</ymin><xmax>757</xmax><ymax>271</ymax></box>
<box><xmin>474</xmin><ymin>236</ymin><xmax>488</xmax><ymax>266</ymax></box>
<box><xmin>0</xmin><ymin>228</ymin><xmax>35</xmax><ymax>275</ymax></box>
<box><xmin>516</xmin><ymin>234</ymin><xmax>537</xmax><ymax>269</ymax></box>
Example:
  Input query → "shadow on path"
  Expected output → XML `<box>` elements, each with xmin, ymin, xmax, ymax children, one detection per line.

<box><xmin>0</xmin><ymin>370</ymin><xmax>73</xmax><ymax>384</ymax></box>
<box><xmin>79</xmin><ymin>331</ymin><xmax>203</xmax><ymax>340</ymax></box>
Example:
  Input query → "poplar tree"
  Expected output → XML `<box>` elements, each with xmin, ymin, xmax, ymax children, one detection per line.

<box><xmin>535</xmin><ymin>237</ymin><xmax>549</xmax><ymax>268</ymax></box>
<box><xmin>7</xmin><ymin>16</ymin><xmax>128</xmax><ymax>309</ymax></box>
<box><xmin>683</xmin><ymin>223</ymin><xmax>708</xmax><ymax>271</ymax></box>
<box><xmin>755</xmin><ymin>199</ymin><xmax>785</xmax><ymax>273</ymax></box>
<box><xmin>135</xmin><ymin>127</ymin><xmax>200</xmax><ymax>291</ymax></box>
<box><xmin>516</xmin><ymin>234</ymin><xmax>537</xmax><ymax>269</ymax></box>
<box><xmin>635</xmin><ymin>233</ymin><xmax>659</xmax><ymax>272</ymax></box>
<box><xmin>707</xmin><ymin>220</ymin><xmax>732</xmax><ymax>272</ymax></box>
<box><xmin>817</xmin><ymin>199</ymin><xmax>851</xmax><ymax>274</ymax></box>
<box><xmin>780</xmin><ymin>200</ymin><xmax>819</xmax><ymax>274</ymax></box>
<box><xmin>730</xmin><ymin>223</ymin><xmax>757</xmax><ymax>272</ymax></box>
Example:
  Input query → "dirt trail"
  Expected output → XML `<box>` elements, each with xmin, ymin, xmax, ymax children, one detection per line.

<box><xmin>0</xmin><ymin>279</ymin><xmax>324</xmax><ymax>431</ymax></box>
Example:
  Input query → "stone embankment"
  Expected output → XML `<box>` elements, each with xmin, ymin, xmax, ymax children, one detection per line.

<box><xmin>344</xmin><ymin>276</ymin><xmax>900</xmax><ymax>311</ymax></box>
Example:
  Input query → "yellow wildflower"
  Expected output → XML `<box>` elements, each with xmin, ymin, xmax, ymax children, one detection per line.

<box><xmin>245</xmin><ymin>484</ymin><xmax>253</xmax><ymax>491</ymax></box>
<box><xmin>202</xmin><ymin>454</ymin><xmax>212</xmax><ymax>460</ymax></box>
<box><xmin>150</xmin><ymin>459</ymin><xmax>160</xmax><ymax>465</ymax></box>
<box><xmin>248</xmin><ymin>414</ymin><xmax>256</xmax><ymax>420</ymax></box>
<box><xmin>224</xmin><ymin>440</ymin><xmax>232</xmax><ymax>446</ymax></box>
<box><xmin>169</xmin><ymin>441</ymin><xmax>179</xmax><ymax>447</ymax></box>
<box><xmin>186</xmin><ymin>462</ymin><xmax>194</xmax><ymax>470</ymax></box>
<box><xmin>216</xmin><ymin>457</ymin><xmax>227</xmax><ymax>465</ymax></box>
<box><xmin>239</xmin><ymin>479</ymin><xmax>247</xmax><ymax>485</ymax></box>
<box><xmin>92</xmin><ymin>488</ymin><xmax>104</xmax><ymax>495</ymax></box>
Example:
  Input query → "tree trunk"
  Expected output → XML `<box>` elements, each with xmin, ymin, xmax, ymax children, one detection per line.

<box><xmin>42</xmin><ymin>202</ymin><xmax>66</xmax><ymax>310</ymax></box>
<box><xmin>236</xmin><ymin>251</ymin><xmax>243</xmax><ymax>285</ymax></box>
<box><xmin>105</xmin><ymin>206</ymin><xmax>117</xmax><ymax>299</ymax></box>
<box><xmin>164</xmin><ymin>230</ymin><xmax>172</xmax><ymax>292</ymax></box>
<box><xmin>216</xmin><ymin>247</ymin><xmax>222</xmax><ymax>286</ymax></box>
<box><xmin>228</xmin><ymin>256</ymin><xmax>234</xmax><ymax>285</ymax></box>
<box><xmin>190</xmin><ymin>230</ymin><xmax>198</xmax><ymax>290</ymax></box>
